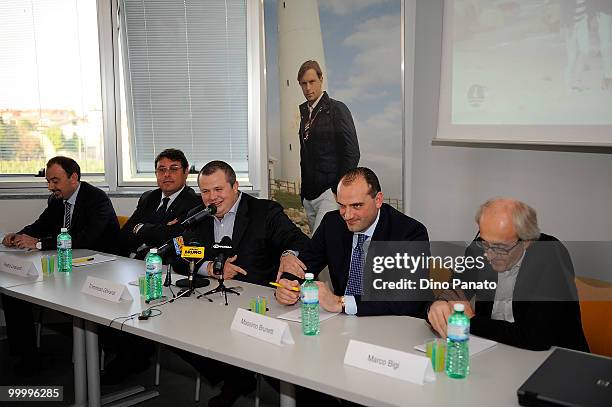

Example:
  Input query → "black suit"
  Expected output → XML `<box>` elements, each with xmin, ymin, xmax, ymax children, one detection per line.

<box><xmin>118</xmin><ymin>186</ymin><xmax>201</xmax><ymax>257</ymax></box>
<box><xmin>4</xmin><ymin>181</ymin><xmax>119</xmax><ymax>361</ymax></box>
<box><xmin>461</xmin><ymin>234</ymin><xmax>589</xmax><ymax>352</ymax></box>
<box><xmin>176</xmin><ymin>192</ymin><xmax>310</xmax><ymax>285</ymax></box>
<box><xmin>173</xmin><ymin>192</ymin><xmax>309</xmax><ymax>391</ymax></box>
<box><xmin>300</xmin><ymin>203</ymin><xmax>430</xmax><ymax>317</ymax></box>
<box><xmin>19</xmin><ymin>181</ymin><xmax>119</xmax><ymax>254</ymax></box>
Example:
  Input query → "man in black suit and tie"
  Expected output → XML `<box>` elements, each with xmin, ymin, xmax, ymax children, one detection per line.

<box><xmin>427</xmin><ymin>198</ymin><xmax>589</xmax><ymax>352</ymax></box>
<box><xmin>275</xmin><ymin>167</ymin><xmax>429</xmax><ymax>317</ymax></box>
<box><xmin>173</xmin><ymin>160</ymin><xmax>310</xmax><ymax>407</ymax></box>
<box><xmin>118</xmin><ymin>148</ymin><xmax>201</xmax><ymax>258</ymax></box>
<box><xmin>2</xmin><ymin>156</ymin><xmax>119</xmax><ymax>252</ymax></box>
<box><xmin>1</xmin><ymin>156</ymin><xmax>119</xmax><ymax>374</ymax></box>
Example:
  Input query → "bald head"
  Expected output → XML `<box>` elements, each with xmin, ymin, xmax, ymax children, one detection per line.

<box><xmin>475</xmin><ymin>198</ymin><xmax>540</xmax><ymax>272</ymax></box>
<box><xmin>478</xmin><ymin>199</ymin><xmax>519</xmax><ymax>242</ymax></box>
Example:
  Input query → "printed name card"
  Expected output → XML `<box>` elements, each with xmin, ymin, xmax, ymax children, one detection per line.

<box><xmin>0</xmin><ymin>254</ymin><xmax>41</xmax><ymax>281</ymax></box>
<box><xmin>81</xmin><ymin>276</ymin><xmax>133</xmax><ymax>303</ymax></box>
<box><xmin>230</xmin><ymin>308</ymin><xmax>294</xmax><ymax>346</ymax></box>
<box><xmin>344</xmin><ymin>339</ymin><xmax>435</xmax><ymax>385</ymax></box>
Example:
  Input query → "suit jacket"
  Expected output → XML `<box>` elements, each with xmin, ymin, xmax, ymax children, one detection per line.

<box><xmin>19</xmin><ymin>181</ymin><xmax>120</xmax><ymax>254</ymax></box>
<box><xmin>118</xmin><ymin>186</ymin><xmax>201</xmax><ymax>257</ymax></box>
<box><xmin>300</xmin><ymin>203</ymin><xmax>430</xmax><ymax>317</ymax></box>
<box><xmin>299</xmin><ymin>91</ymin><xmax>359</xmax><ymax>200</ymax></box>
<box><xmin>175</xmin><ymin>193</ymin><xmax>310</xmax><ymax>286</ymax></box>
<box><xmin>462</xmin><ymin>234</ymin><xmax>589</xmax><ymax>352</ymax></box>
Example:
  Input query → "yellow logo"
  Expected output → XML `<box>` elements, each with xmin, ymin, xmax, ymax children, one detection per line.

<box><xmin>181</xmin><ymin>246</ymin><xmax>205</xmax><ymax>259</ymax></box>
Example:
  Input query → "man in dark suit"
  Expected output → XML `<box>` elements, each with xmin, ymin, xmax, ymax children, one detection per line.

<box><xmin>1</xmin><ymin>156</ymin><xmax>119</xmax><ymax>374</ymax></box>
<box><xmin>2</xmin><ymin>156</ymin><xmax>119</xmax><ymax>253</ymax></box>
<box><xmin>118</xmin><ymin>148</ymin><xmax>201</xmax><ymax>258</ymax></box>
<box><xmin>275</xmin><ymin>167</ymin><xmax>429</xmax><ymax>317</ymax></box>
<box><xmin>297</xmin><ymin>60</ymin><xmax>360</xmax><ymax>233</ymax></box>
<box><xmin>427</xmin><ymin>198</ymin><xmax>589</xmax><ymax>351</ymax></box>
<box><xmin>173</xmin><ymin>160</ymin><xmax>309</xmax><ymax>407</ymax></box>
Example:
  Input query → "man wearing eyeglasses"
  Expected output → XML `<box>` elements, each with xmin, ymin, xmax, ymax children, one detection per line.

<box><xmin>118</xmin><ymin>148</ymin><xmax>201</xmax><ymax>258</ymax></box>
<box><xmin>297</xmin><ymin>60</ymin><xmax>360</xmax><ymax>233</ymax></box>
<box><xmin>427</xmin><ymin>198</ymin><xmax>588</xmax><ymax>351</ymax></box>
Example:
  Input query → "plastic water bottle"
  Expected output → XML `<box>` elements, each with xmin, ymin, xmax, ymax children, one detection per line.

<box><xmin>445</xmin><ymin>303</ymin><xmax>470</xmax><ymax>379</ymax></box>
<box><xmin>301</xmin><ymin>273</ymin><xmax>320</xmax><ymax>336</ymax></box>
<box><xmin>145</xmin><ymin>248</ymin><xmax>163</xmax><ymax>302</ymax></box>
<box><xmin>57</xmin><ymin>227</ymin><xmax>72</xmax><ymax>273</ymax></box>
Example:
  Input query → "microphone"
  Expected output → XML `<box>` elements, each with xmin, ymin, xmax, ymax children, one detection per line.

<box><xmin>181</xmin><ymin>205</ymin><xmax>217</xmax><ymax>227</ymax></box>
<box><xmin>212</xmin><ymin>236</ymin><xmax>233</xmax><ymax>276</ymax></box>
<box><xmin>175</xmin><ymin>240</ymin><xmax>209</xmax><ymax>291</ymax></box>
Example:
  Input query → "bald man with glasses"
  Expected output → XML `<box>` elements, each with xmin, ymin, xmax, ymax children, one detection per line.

<box><xmin>427</xmin><ymin>198</ymin><xmax>588</xmax><ymax>352</ymax></box>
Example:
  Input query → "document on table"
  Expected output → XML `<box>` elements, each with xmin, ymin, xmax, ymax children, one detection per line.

<box><xmin>414</xmin><ymin>335</ymin><xmax>497</xmax><ymax>356</ymax></box>
<box><xmin>277</xmin><ymin>307</ymin><xmax>339</xmax><ymax>323</ymax></box>
<box><xmin>72</xmin><ymin>254</ymin><xmax>116</xmax><ymax>267</ymax></box>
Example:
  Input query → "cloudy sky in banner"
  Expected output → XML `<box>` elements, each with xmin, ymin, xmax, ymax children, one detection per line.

<box><xmin>265</xmin><ymin>0</ymin><xmax>403</xmax><ymax>200</ymax></box>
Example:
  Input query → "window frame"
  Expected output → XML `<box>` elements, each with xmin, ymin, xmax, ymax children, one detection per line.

<box><xmin>0</xmin><ymin>0</ymin><xmax>267</xmax><ymax>197</ymax></box>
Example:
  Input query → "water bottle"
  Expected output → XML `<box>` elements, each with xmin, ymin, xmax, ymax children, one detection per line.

<box><xmin>301</xmin><ymin>273</ymin><xmax>320</xmax><ymax>336</ymax></box>
<box><xmin>57</xmin><ymin>227</ymin><xmax>72</xmax><ymax>273</ymax></box>
<box><xmin>445</xmin><ymin>303</ymin><xmax>470</xmax><ymax>379</ymax></box>
<box><xmin>145</xmin><ymin>248</ymin><xmax>163</xmax><ymax>302</ymax></box>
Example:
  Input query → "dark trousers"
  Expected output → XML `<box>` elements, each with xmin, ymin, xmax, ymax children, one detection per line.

<box><xmin>1</xmin><ymin>294</ymin><xmax>36</xmax><ymax>358</ymax></box>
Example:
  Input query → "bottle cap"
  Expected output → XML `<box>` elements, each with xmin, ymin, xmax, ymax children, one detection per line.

<box><xmin>61</xmin><ymin>227</ymin><xmax>68</xmax><ymax>232</ymax></box>
<box><xmin>453</xmin><ymin>303</ymin><xmax>465</xmax><ymax>312</ymax></box>
<box><xmin>150</xmin><ymin>248</ymin><xmax>158</xmax><ymax>254</ymax></box>
<box><xmin>304</xmin><ymin>273</ymin><xmax>314</xmax><ymax>280</ymax></box>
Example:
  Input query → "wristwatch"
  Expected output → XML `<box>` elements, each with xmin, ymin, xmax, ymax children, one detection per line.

<box><xmin>133</xmin><ymin>223</ymin><xmax>144</xmax><ymax>235</ymax></box>
<box><xmin>340</xmin><ymin>295</ymin><xmax>346</xmax><ymax>314</ymax></box>
<box><xmin>35</xmin><ymin>240</ymin><xmax>42</xmax><ymax>250</ymax></box>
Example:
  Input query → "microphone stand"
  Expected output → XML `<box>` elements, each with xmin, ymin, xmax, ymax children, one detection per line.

<box><xmin>163</xmin><ymin>263</ymin><xmax>176</xmax><ymax>299</ymax></box>
<box><xmin>198</xmin><ymin>267</ymin><xmax>240</xmax><ymax>306</ymax></box>
<box><xmin>178</xmin><ymin>259</ymin><xmax>212</xmax><ymax>302</ymax></box>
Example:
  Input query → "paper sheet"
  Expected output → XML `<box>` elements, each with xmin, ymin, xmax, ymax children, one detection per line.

<box><xmin>277</xmin><ymin>307</ymin><xmax>339</xmax><ymax>323</ymax></box>
<box><xmin>414</xmin><ymin>335</ymin><xmax>497</xmax><ymax>356</ymax></box>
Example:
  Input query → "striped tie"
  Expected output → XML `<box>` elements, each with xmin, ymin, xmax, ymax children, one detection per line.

<box><xmin>64</xmin><ymin>201</ymin><xmax>72</xmax><ymax>229</ymax></box>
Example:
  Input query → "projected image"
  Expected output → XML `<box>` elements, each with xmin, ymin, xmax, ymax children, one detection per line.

<box><xmin>451</xmin><ymin>0</ymin><xmax>612</xmax><ymax>125</ymax></box>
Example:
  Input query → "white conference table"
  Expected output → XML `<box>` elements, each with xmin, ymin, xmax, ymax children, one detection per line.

<box><xmin>1</xmin><ymin>254</ymin><xmax>551</xmax><ymax>407</ymax></box>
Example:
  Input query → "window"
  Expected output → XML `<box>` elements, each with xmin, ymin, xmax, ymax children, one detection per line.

<box><xmin>0</xmin><ymin>0</ymin><xmax>104</xmax><ymax>178</ymax></box>
<box><xmin>117</xmin><ymin>0</ymin><xmax>250</xmax><ymax>182</ymax></box>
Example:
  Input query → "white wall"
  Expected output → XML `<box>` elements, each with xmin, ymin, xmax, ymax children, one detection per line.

<box><xmin>406</xmin><ymin>0</ymin><xmax>612</xmax><ymax>243</ymax></box>
<box><xmin>0</xmin><ymin>196</ymin><xmax>139</xmax><ymax>233</ymax></box>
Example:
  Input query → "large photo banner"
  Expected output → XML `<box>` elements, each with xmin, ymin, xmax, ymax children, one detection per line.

<box><xmin>265</xmin><ymin>0</ymin><xmax>403</xmax><ymax>235</ymax></box>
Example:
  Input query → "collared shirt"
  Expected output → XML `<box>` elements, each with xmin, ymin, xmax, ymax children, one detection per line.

<box><xmin>64</xmin><ymin>182</ymin><xmax>81</xmax><ymax>227</ymax></box>
<box><xmin>198</xmin><ymin>192</ymin><xmax>242</xmax><ymax>276</ymax></box>
<box><xmin>491</xmin><ymin>250</ymin><xmax>526</xmax><ymax>323</ymax></box>
<box><xmin>157</xmin><ymin>185</ymin><xmax>185</xmax><ymax>211</ymax></box>
<box><xmin>344</xmin><ymin>209</ymin><xmax>381</xmax><ymax>315</ymax></box>
<box><xmin>308</xmin><ymin>92</ymin><xmax>325</xmax><ymax>118</ymax></box>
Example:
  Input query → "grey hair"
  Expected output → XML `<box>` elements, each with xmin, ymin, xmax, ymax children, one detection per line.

<box><xmin>475</xmin><ymin>198</ymin><xmax>541</xmax><ymax>240</ymax></box>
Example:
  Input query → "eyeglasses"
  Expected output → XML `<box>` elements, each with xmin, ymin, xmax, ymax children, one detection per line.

<box><xmin>155</xmin><ymin>165</ymin><xmax>182</xmax><ymax>175</ymax></box>
<box><xmin>474</xmin><ymin>231</ymin><xmax>523</xmax><ymax>256</ymax></box>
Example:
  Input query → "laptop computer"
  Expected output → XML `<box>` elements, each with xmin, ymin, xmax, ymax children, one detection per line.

<box><xmin>517</xmin><ymin>348</ymin><xmax>612</xmax><ymax>407</ymax></box>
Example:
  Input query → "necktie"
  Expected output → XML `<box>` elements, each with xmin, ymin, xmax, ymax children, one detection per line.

<box><xmin>64</xmin><ymin>202</ymin><xmax>72</xmax><ymax>229</ymax></box>
<box><xmin>345</xmin><ymin>233</ymin><xmax>367</xmax><ymax>296</ymax></box>
<box><xmin>152</xmin><ymin>197</ymin><xmax>170</xmax><ymax>224</ymax></box>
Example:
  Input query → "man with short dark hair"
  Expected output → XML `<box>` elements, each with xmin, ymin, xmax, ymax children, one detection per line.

<box><xmin>174</xmin><ymin>160</ymin><xmax>310</xmax><ymax>406</ymax></box>
<box><xmin>1</xmin><ymin>156</ymin><xmax>119</xmax><ymax>375</ymax></box>
<box><xmin>297</xmin><ymin>59</ymin><xmax>360</xmax><ymax>233</ymax></box>
<box><xmin>427</xmin><ymin>198</ymin><xmax>589</xmax><ymax>351</ymax></box>
<box><xmin>275</xmin><ymin>167</ymin><xmax>429</xmax><ymax>316</ymax></box>
<box><xmin>118</xmin><ymin>148</ymin><xmax>201</xmax><ymax>258</ymax></box>
<box><xmin>2</xmin><ymin>156</ymin><xmax>119</xmax><ymax>252</ymax></box>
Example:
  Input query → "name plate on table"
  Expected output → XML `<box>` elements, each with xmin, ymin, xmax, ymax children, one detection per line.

<box><xmin>344</xmin><ymin>340</ymin><xmax>435</xmax><ymax>385</ymax></box>
<box><xmin>0</xmin><ymin>254</ymin><xmax>41</xmax><ymax>281</ymax></box>
<box><xmin>81</xmin><ymin>276</ymin><xmax>133</xmax><ymax>303</ymax></box>
<box><xmin>230</xmin><ymin>308</ymin><xmax>294</xmax><ymax>346</ymax></box>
